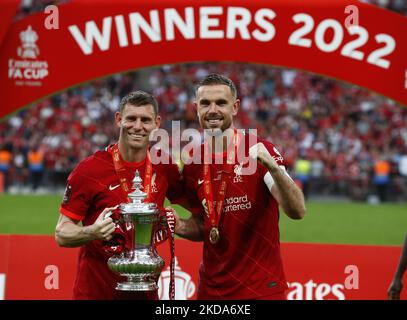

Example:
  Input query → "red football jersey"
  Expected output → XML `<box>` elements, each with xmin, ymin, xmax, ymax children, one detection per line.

<box><xmin>183</xmin><ymin>133</ymin><xmax>289</xmax><ymax>299</ymax></box>
<box><xmin>59</xmin><ymin>149</ymin><xmax>182</xmax><ymax>299</ymax></box>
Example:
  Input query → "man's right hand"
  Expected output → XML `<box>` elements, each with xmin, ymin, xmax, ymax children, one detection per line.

<box><xmin>91</xmin><ymin>206</ymin><xmax>117</xmax><ymax>241</ymax></box>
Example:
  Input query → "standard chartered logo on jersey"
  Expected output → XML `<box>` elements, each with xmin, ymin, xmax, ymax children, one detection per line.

<box><xmin>202</xmin><ymin>195</ymin><xmax>252</xmax><ymax>216</ymax></box>
<box><xmin>223</xmin><ymin>195</ymin><xmax>252</xmax><ymax>213</ymax></box>
<box><xmin>158</xmin><ymin>257</ymin><xmax>196</xmax><ymax>300</ymax></box>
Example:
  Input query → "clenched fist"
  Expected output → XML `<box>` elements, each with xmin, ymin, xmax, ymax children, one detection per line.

<box><xmin>249</xmin><ymin>142</ymin><xmax>280</xmax><ymax>173</ymax></box>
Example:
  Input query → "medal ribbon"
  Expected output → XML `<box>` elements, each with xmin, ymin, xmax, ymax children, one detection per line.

<box><xmin>108</xmin><ymin>143</ymin><xmax>153</xmax><ymax>202</ymax></box>
<box><xmin>203</xmin><ymin>130</ymin><xmax>238</xmax><ymax>233</ymax></box>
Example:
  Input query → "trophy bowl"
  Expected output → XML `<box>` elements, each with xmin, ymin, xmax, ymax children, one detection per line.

<box><xmin>107</xmin><ymin>171</ymin><xmax>165</xmax><ymax>292</ymax></box>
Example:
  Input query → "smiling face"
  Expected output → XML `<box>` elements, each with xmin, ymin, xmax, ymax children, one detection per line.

<box><xmin>115</xmin><ymin>103</ymin><xmax>160</xmax><ymax>151</ymax></box>
<box><xmin>195</xmin><ymin>84</ymin><xmax>240</xmax><ymax>131</ymax></box>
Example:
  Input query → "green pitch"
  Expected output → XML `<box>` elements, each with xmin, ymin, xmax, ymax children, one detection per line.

<box><xmin>0</xmin><ymin>195</ymin><xmax>406</xmax><ymax>246</ymax></box>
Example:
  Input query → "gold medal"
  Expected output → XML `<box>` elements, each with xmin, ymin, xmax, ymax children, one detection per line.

<box><xmin>209</xmin><ymin>227</ymin><xmax>220</xmax><ymax>244</ymax></box>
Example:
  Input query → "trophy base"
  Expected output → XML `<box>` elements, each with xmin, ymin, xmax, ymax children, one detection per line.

<box><xmin>116</xmin><ymin>281</ymin><xmax>158</xmax><ymax>292</ymax></box>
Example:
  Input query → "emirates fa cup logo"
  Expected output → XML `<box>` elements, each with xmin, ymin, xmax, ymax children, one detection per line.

<box><xmin>17</xmin><ymin>25</ymin><xmax>40</xmax><ymax>59</ymax></box>
<box><xmin>158</xmin><ymin>257</ymin><xmax>196</xmax><ymax>300</ymax></box>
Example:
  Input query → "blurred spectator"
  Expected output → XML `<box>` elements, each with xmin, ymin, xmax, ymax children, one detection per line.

<box><xmin>0</xmin><ymin>144</ymin><xmax>13</xmax><ymax>191</ymax></box>
<box><xmin>310</xmin><ymin>156</ymin><xmax>325</xmax><ymax>195</ymax></box>
<box><xmin>4</xmin><ymin>0</ymin><xmax>406</xmax><ymax>201</ymax></box>
<box><xmin>399</xmin><ymin>154</ymin><xmax>407</xmax><ymax>177</ymax></box>
<box><xmin>13</xmin><ymin>149</ymin><xmax>28</xmax><ymax>188</ymax></box>
<box><xmin>396</xmin><ymin>153</ymin><xmax>407</xmax><ymax>200</ymax></box>
<box><xmin>373</xmin><ymin>156</ymin><xmax>391</xmax><ymax>202</ymax></box>
<box><xmin>27</xmin><ymin>145</ymin><xmax>45</xmax><ymax>191</ymax></box>
<box><xmin>294</xmin><ymin>157</ymin><xmax>312</xmax><ymax>199</ymax></box>
<box><xmin>361</xmin><ymin>0</ymin><xmax>407</xmax><ymax>15</ymax></box>
<box><xmin>0</xmin><ymin>62</ymin><xmax>406</xmax><ymax>202</ymax></box>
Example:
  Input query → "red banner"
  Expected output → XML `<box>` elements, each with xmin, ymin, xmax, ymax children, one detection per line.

<box><xmin>0</xmin><ymin>0</ymin><xmax>406</xmax><ymax>120</ymax></box>
<box><xmin>0</xmin><ymin>0</ymin><xmax>19</xmax><ymax>50</ymax></box>
<box><xmin>0</xmin><ymin>235</ymin><xmax>405</xmax><ymax>300</ymax></box>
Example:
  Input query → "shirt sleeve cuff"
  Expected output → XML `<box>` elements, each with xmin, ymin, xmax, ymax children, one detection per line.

<box><xmin>263</xmin><ymin>165</ymin><xmax>293</xmax><ymax>192</ymax></box>
<box><xmin>59</xmin><ymin>206</ymin><xmax>85</xmax><ymax>221</ymax></box>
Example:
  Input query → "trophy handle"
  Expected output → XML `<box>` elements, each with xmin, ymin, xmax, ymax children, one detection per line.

<box><xmin>102</xmin><ymin>207</ymin><xmax>132</xmax><ymax>255</ymax></box>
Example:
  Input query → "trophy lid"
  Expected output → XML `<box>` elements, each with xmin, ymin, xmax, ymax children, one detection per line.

<box><xmin>120</xmin><ymin>170</ymin><xmax>157</xmax><ymax>215</ymax></box>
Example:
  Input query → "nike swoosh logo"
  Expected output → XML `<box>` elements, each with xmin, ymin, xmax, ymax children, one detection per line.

<box><xmin>109</xmin><ymin>184</ymin><xmax>120</xmax><ymax>191</ymax></box>
<box><xmin>198</xmin><ymin>179</ymin><xmax>204</xmax><ymax>185</ymax></box>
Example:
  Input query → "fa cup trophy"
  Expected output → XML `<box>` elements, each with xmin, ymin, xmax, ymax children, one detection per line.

<box><xmin>107</xmin><ymin>170</ymin><xmax>165</xmax><ymax>292</ymax></box>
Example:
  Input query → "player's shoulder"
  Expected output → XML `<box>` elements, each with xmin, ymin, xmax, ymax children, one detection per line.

<box><xmin>254</xmin><ymin>136</ymin><xmax>282</xmax><ymax>156</ymax></box>
<box><xmin>72</xmin><ymin>149</ymin><xmax>112</xmax><ymax>177</ymax></box>
<box><xmin>259</xmin><ymin>138</ymin><xmax>278</xmax><ymax>152</ymax></box>
<box><xmin>243</xmin><ymin>132</ymin><xmax>285</xmax><ymax>165</ymax></box>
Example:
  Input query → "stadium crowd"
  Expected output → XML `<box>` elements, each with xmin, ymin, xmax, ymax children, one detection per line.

<box><xmin>1</xmin><ymin>63</ymin><xmax>406</xmax><ymax>202</ymax></box>
<box><xmin>3</xmin><ymin>0</ymin><xmax>407</xmax><ymax>201</ymax></box>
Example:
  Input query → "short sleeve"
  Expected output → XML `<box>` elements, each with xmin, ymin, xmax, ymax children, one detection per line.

<box><xmin>259</xmin><ymin>141</ymin><xmax>293</xmax><ymax>192</ymax></box>
<box><xmin>263</xmin><ymin>142</ymin><xmax>286</xmax><ymax>167</ymax></box>
<box><xmin>59</xmin><ymin>165</ymin><xmax>94</xmax><ymax>221</ymax></box>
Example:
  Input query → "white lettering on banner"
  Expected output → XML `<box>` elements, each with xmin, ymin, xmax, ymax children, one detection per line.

<box><xmin>115</xmin><ymin>15</ymin><xmax>129</xmax><ymax>47</ymax></box>
<box><xmin>68</xmin><ymin>7</ymin><xmax>277</xmax><ymax>55</ymax></box>
<box><xmin>226</xmin><ymin>7</ymin><xmax>251</xmax><ymax>40</ymax></box>
<box><xmin>8</xmin><ymin>66</ymin><xmax>48</xmax><ymax>80</ymax></box>
<box><xmin>0</xmin><ymin>274</ymin><xmax>5</xmax><ymax>300</ymax></box>
<box><xmin>8</xmin><ymin>26</ymin><xmax>49</xmax><ymax>86</ymax></box>
<box><xmin>164</xmin><ymin>8</ymin><xmax>195</xmax><ymax>41</ymax></box>
<box><xmin>68</xmin><ymin>17</ymin><xmax>112</xmax><ymax>55</ymax></box>
<box><xmin>200</xmin><ymin>7</ymin><xmax>224</xmax><ymax>39</ymax></box>
<box><xmin>129</xmin><ymin>10</ymin><xmax>161</xmax><ymax>44</ymax></box>
<box><xmin>252</xmin><ymin>9</ymin><xmax>276</xmax><ymax>42</ymax></box>
<box><xmin>287</xmin><ymin>280</ymin><xmax>345</xmax><ymax>300</ymax></box>
<box><xmin>341</xmin><ymin>26</ymin><xmax>368</xmax><ymax>61</ymax></box>
<box><xmin>288</xmin><ymin>13</ymin><xmax>396</xmax><ymax>69</ymax></box>
<box><xmin>66</xmin><ymin>6</ymin><xmax>398</xmax><ymax>73</ymax></box>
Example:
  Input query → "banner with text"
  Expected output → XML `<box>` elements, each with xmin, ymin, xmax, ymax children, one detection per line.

<box><xmin>0</xmin><ymin>235</ymin><xmax>405</xmax><ymax>300</ymax></box>
<box><xmin>0</xmin><ymin>0</ymin><xmax>406</xmax><ymax>120</ymax></box>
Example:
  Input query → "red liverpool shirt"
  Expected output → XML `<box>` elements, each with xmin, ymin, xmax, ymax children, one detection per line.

<box><xmin>59</xmin><ymin>149</ymin><xmax>182</xmax><ymax>299</ymax></box>
<box><xmin>183</xmin><ymin>133</ymin><xmax>289</xmax><ymax>299</ymax></box>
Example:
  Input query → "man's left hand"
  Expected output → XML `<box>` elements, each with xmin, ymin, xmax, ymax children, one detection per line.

<box><xmin>249</xmin><ymin>142</ymin><xmax>279</xmax><ymax>173</ymax></box>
